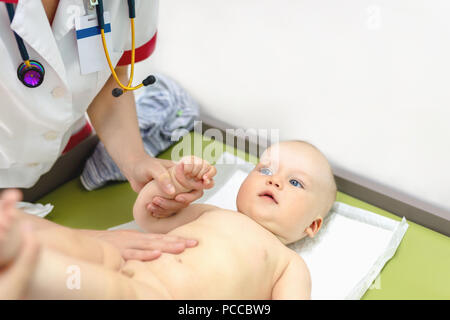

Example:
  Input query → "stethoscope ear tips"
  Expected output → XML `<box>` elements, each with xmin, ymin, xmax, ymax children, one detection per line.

<box><xmin>110</xmin><ymin>75</ymin><xmax>156</xmax><ymax>97</ymax></box>
<box><xmin>142</xmin><ymin>75</ymin><xmax>156</xmax><ymax>86</ymax></box>
<box><xmin>112</xmin><ymin>88</ymin><xmax>124</xmax><ymax>97</ymax></box>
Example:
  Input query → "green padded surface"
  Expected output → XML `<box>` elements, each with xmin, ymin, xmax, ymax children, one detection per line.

<box><xmin>39</xmin><ymin>133</ymin><xmax>450</xmax><ymax>299</ymax></box>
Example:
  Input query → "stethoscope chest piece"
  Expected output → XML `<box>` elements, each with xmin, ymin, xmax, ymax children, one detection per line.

<box><xmin>17</xmin><ymin>60</ymin><xmax>45</xmax><ymax>88</ymax></box>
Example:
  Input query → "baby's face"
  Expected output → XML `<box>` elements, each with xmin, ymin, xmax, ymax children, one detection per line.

<box><xmin>236</xmin><ymin>141</ymin><xmax>332</xmax><ymax>244</ymax></box>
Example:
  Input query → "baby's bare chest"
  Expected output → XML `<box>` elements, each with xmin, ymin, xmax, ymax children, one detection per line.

<box><xmin>173</xmin><ymin>210</ymin><xmax>283</xmax><ymax>258</ymax></box>
<box><xmin>126</xmin><ymin>211</ymin><xmax>290</xmax><ymax>299</ymax></box>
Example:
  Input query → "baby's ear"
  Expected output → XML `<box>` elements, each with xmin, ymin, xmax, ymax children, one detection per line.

<box><xmin>305</xmin><ymin>217</ymin><xmax>323</xmax><ymax>238</ymax></box>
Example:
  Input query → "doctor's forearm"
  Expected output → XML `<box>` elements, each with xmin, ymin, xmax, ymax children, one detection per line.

<box><xmin>87</xmin><ymin>66</ymin><xmax>147</xmax><ymax>177</ymax></box>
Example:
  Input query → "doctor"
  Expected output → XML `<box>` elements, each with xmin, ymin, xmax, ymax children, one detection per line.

<box><xmin>0</xmin><ymin>0</ymin><xmax>204</xmax><ymax>260</ymax></box>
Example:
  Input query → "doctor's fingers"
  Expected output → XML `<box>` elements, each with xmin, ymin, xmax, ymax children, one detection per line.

<box><xmin>121</xmin><ymin>249</ymin><xmax>161</xmax><ymax>262</ymax></box>
<box><xmin>150</xmin><ymin>162</ymin><xmax>176</xmax><ymax>195</ymax></box>
<box><xmin>156</xmin><ymin>158</ymin><xmax>176</xmax><ymax>169</ymax></box>
<box><xmin>0</xmin><ymin>223</ymin><xmax>40</xmax><ymax>300</ymax></box>
<box><xmin>131</xmin><ymin>237</ymin><xmax>198</xmax><ymax>254</ymax></box>
<box><xmin>149</xmin><ymin>234</ymin><xmax>198</xmax><ymax>247</ymax></box>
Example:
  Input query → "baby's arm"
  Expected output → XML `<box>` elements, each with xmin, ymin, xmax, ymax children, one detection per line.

<box><xmin>134</xmin><ymin>157</ymin><xmax>217</xmax><ymax>233</ymax></box>
<box><xmin>271</xmin><ymin>253</ymin><xmax>311</xmax><ymax>300</ymax></box>
<box><xmin>137</xmin><ymin>203</ymin><xmax>218</xmax><ymax>234</ymax></box>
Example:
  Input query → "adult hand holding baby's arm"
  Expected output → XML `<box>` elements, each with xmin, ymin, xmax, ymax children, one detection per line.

<box><xmin>143</xmin><ymin>156</ymin><xmax>216</xmax><ymax>218</ymax></box>
<box><xmin>173</xmin><ymin>155</ymin><xmax>216</xmax><ymax>191</ymax></box>
<box><xmin>133</xmin><ymin>156</ymin><xmax>216</xmax><ymax>233</ymax></box>
<box><xmin>126</xmin><ymin>157</ymin><xmax>209</xmax><ymax>219</ymax></box>
<box><xmin>147</xmin><ymin>156</ymin><xmax>216</xmax><ymax>218</ymax></box>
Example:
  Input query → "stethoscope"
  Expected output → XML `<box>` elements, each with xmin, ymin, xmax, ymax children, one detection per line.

<box><xmin>5</xmin><ymin>0</ymin><xmax>155</xmax><ymax>97</ymax></box>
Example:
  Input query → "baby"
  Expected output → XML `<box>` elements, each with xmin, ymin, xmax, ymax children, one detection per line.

<box><xmin>0</xmin><ymin>140</ymin><xmax>336</xmax><ymax>299</ymax></box>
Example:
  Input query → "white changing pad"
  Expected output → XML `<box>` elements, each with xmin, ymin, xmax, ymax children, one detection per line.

<box><xmin>110</xmin><ymin>152</ymin><xmax>408</xmax><ymax>300</ymax></box>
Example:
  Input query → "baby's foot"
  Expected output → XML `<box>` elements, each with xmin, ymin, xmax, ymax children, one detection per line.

<box><xmin>0</xmin><ymin>190</ymin><xmax>23</xmax><ymax>267</ymax></box>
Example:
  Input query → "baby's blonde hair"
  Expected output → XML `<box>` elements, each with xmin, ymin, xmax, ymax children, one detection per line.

<box><xmin>281</xmin><ymin>140</ymin><xmax>337</xmax><ymax>219</ymax></box>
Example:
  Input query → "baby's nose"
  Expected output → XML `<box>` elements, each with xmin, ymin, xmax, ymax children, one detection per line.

<box><xmin>267</xmin><ymin>179</ymin><xmax>281</xmax><ymax>188</ymax></box>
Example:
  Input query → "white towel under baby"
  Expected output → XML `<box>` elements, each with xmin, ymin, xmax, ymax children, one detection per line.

<box><xmin>110</xmin><ymin>152</ymin><xmax>408</xmax><ymax>300</ymax></box>
<box><xmin>16</xmin><ymin>201</ymin><xmax>54</xmax><ymax>218</ymax></box>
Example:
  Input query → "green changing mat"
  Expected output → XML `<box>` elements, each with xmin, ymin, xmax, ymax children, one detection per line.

<box><xmin>39</xmin><ymin>133</ymin><xmax>450</xmax><ymax>299</ymax></box>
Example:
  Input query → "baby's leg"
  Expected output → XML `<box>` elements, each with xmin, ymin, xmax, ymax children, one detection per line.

<box><xmin>0</xmin><ymin>191</ymin><xmax>170</xmax><ymax>299</ymax></box>
<box><xmin>34</xmin><ymin>226</ymin><xmax>124</xmax><ymax>271</ymax></box>
<box><xmin>27</xmin><ymin>247</ymin><xmax>172</xmax><ymax>299</ymax></box>
<box><xmin>15</xmin><ymin>208</ymin><xmax>64</xmax><ymax>231</ymax></box>
<box><xmin>0</xmin><ymin>190</ymin><xmax>23</xmax><ymax>267</ymax></box>
<box><xmin>1</xmin><ymin>190</ymin><xmax>123</xmax><ymax>271</ymax></box>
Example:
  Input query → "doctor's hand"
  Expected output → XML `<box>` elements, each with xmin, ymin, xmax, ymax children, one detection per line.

<box><xmin>91</xmin><ymin>229</ymin><xmax>198</xmax><ymax>261</ymax></box>
<box><xmin>124</xmin><ymin>155</ymin><xmax>207</xmax><ymax>217</ymax></box>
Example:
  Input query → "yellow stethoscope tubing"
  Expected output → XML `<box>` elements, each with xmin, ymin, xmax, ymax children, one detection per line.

<box><xmin>100</xmin><ymin>18</ymin><xmax>143</xmax><ymax>92</ymax></box>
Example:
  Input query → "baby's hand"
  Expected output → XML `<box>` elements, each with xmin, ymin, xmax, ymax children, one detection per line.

<box><xmin>173</xmin><ymin>156</ymin><xmax>217</xmax><ymax>192</ymax></box>
<box><xmin>140</xmin><ymin>156</ymin><xmax>216</xmax><ymax>219</ymax></box>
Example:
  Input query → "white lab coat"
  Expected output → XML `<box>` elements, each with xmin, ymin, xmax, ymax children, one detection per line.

<box><xmin>0</xmin><ymin>0</ymin><xmax>158</xmax><ymax>188</ymax></box>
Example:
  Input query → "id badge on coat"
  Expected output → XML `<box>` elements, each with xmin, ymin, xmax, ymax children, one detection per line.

<box><xmin>75</xmin><ymin>12</ymin><xmax>112</xmax><ymax>75</ymax></box>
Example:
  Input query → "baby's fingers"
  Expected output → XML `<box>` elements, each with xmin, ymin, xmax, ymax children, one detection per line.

<box><xmin>181</xmin><ymin>156</ymin><xmax>195</xmax><ymax>176</ymax></box>
<box><xmin>190</xmin><ymin>157</ymin><xmax>205</xmax><ymax>178</ymax></box>
<box><xmin>181</xmin><ymin>156</ymin><xmax>200</xmax><ymax>179</ymax></box>
<box><xmin>175</xmin><ymin>162</ymin><xmax>203</xmax><ymax>190</ymax></box>
<box><xmin>199</xmin><ymin>166</ymin><xmax>216</xmax><ymax>188</ymax></box>
<box><xmin>196</xmin><ymin>160</ymin><xmax>212</xmax><ymax>180</ymax></box>
<box><xmin>202</xmin><ymin>179</ymin><xmax>215</xmax><ymax>190</ymax></box>
<box><xmin>203</xmin><ymin>166</ymin><xmax>217</xmax><ymax>181</ymax></box>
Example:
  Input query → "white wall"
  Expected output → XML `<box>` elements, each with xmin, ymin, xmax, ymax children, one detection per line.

<box><xmin>136</xmin><ymin>0</ymin><xmax>450</xmax><ymax>218</ymax></box>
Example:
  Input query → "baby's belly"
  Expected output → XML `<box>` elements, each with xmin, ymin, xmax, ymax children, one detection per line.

<box><xmin>122</xmin><ymin>211</ymin><xmax>286</xmax><ymax>299</ymax></box>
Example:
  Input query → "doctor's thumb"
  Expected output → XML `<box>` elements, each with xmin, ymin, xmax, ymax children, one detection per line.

<box><xmin>151</xmin><ymin>165</ymin><xmax>176</xmax><ymax>195</ymax></box>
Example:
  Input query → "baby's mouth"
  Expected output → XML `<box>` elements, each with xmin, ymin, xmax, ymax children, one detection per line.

<box><xmin>258</xmin><ymin>191</ymin><xmax>278</xmax><ymax>204</ymax></box>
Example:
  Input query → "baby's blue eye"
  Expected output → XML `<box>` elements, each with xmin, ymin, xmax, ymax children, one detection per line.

<box><xmin>259</xmin><ymin>167</ymin><xmax>272</xmax><ymax>175</ymax></box>
<box><xmin>290</xmin><ymin>179</ymin><xmax>304</xmax><ymax>189</ymax></box>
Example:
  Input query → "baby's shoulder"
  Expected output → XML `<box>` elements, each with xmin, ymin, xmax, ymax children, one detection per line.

<box><xmin>279</xmin><ymin>246</ymin><xmax>309</xmax><ymax>272</ymax></box>
<box><xmin>189</xmin><ymin>203</ymin><xmax>220</xmax><ymax>212</ymax></box>
<box><xmin>271</xmin><ymin>248</ymin><xmax>312</xmax><ymax>299</ymax></box>
<box><xmin>181</xmin><ymin>203</ymin><xmax>221</xmax><ymax>217</ymax></box>
<box><xmin>190</xmin><ymin>204</ymin><xmax>242</xmax><ymax>217</ymax></box>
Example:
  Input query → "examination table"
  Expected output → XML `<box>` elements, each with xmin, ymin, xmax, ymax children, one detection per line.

<box><xmin>38</xmin><ymin>133</ymin><xmax>450</xmax><ymax>300</ymax></box>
